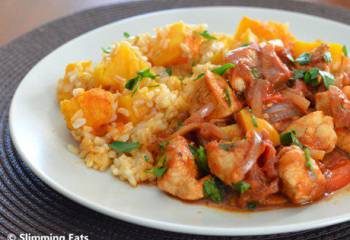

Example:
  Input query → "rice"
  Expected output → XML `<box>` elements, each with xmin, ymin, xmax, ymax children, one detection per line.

<box><xmin>58</xmin><ymin>21</ymin><xmax>223</xmax><ymax>187</ymax></box>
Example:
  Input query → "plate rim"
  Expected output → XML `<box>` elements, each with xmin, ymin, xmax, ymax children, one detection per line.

<box><xmin>8</xmin><ymin>5</ymin><xmax>350</xmax><ymax>236</ymax></box>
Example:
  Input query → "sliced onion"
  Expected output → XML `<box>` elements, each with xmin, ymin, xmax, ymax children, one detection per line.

<box><xmin>242</xmin><ymin>131</ymin><xmax>265</xmax><ymax>175</ymax></box>
<box><xmin>247</xmin><ymin>80</ymin><xmax>269</xmax><ymax>117</ymax></box>
<box><xmin>282</xmin><ymin>89</ymin><xmax>310</xmax><ymax>113</ymax></box>
<box><xmin>265</xmin><ymin>103</ymin><xmax>300</xmax><ymax>123</ymax></box>
<box><xmin>199</xmin><ymin>123</ymin><xmax>225</xmax><ymax>139</ymax></box>
<box><xmin>197</xmin><ymin>102</ymin><xmax>215</xmax><ymax>118</ymax></box>
<box><xmin>170</xmin><ymin>123</ymin><xmax>202</xmax><ymax>138</ymax></box>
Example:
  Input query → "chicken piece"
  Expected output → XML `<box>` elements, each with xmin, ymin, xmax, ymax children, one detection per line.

<box><xmin>278</xmin><ymin>146</ymin><xmax>326</xmax><ymax>204</ymax></box>
<box><xmin>206</xmin><ymin>131</ymin><xmax>265</xmax><ymax>185</ymax></box>
<box><xmin>284</xmin><ymin>111</ymin><xmax>337</xmax><ymax>153</ymax></box>
<box><xmin>335</xmin><ymin>128</ymin><xmax>350</xmax><ymax>153</ymax></box>
<box><xmin>260</xmin><ymin>43</ymin><xmax>291</xmax><ymax>85</ymax></box>
<box><xmin>190</xmin><ymin>71</ymin><xmax>242</xmax><ymax>119</ymax></box>
<box><xmin>225</xmin><ymin>45</ymin><xmax>259</xmax><ymax>91</ymax></box>
<box><xmin>157</xmin><ymin>136</ymin><xmax>204</xmax><ymax>200</ymax></box>
<box><xmin>315</xmin><ymin>86</ymin><xmax>350</xmax><ymax>129</ymax></box>
<box><xmin>60</xmin><ymin>88</ymin><xmax>115</xmax><ymax>130</ymax></box>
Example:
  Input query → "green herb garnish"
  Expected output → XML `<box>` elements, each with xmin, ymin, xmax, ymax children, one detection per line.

<box><xmin>303</xmin><ymin>147</ymin><xmax>314</xmax><ymax>173</ymax></box>
<box><xmin>319</xmin><ymin>70</ymin><xmax>335</xmax><ymax>90</ymax></box>
<box><xmin>303</xmin><ymin>68</ymin><xmax>319</xmax><ymax>86</ymax></box>
<box><xmin>159</xmin><ymin>141</ymin><xmax>169</xmax><ymax>151</ymax></box>
<box><xmin>193</xmin><ymin>72</ymin><xmax>205</xmax><ymax>81</ymax></box>
<box><xmin>251</xmin><ymin>67</ymin><xmax>261</xmax><ymax>79</ymax></box>
<box><xmin>247</xmin><ymin>202</ymin><xmax>257</xmax><ymax>210</ymax></box>
<box><xmin>101</xmin><ymin>46</ymin><xmax>112</xmax><ymax>54</ymax></box>
<box><xmin>233</xmin><ymin>181</ymin><xmax>251</xmax><ymax>194</ymax></box>
<box><xmin>292</xmin><ymin>69</ymin><xmax>305</xmax><ymax>79</ymax></box>
<box><xmin>343</xmin><ymin>45</ymin><xmax>349</xmax><ymax>57</ymax></box>
<box><xmin>224</xmin><ymin>88</ymin><xmax>232</xmax><ymax>106</ymax></box>
<box><xmin>286</xmin><ymin>53</ymin><xmax>295</xmax><ymax>63</ymax></box>
<box><xmin>280</xmin><ymin>130</ymin><xmax>303</xmax><ymax>148</ymax></box>
<box><xmin>166</xmin><ymin>67</ymin><xmax>172</xmax><ymax>76</ymax></box>
<box><xmin>218</xmin><ymin>143</ymin><xmax>235</xmax><ymax>151</ymax></box>
<box><xmin>199</xmin><ymin>30</ymin><xmax>217</xmax><ymax>40</ymax></box>
<box><xmin>203</xmin><ymin>178</ymin><xmax>224</xmax><ymax>203</ymax></box>
<box><xmin>296</xmin><ymin>53</ymin><xmax>311</xmax><ymax>65</ymax></box>
<box><xmin>125</xmin><ymin>68</ymin><xmax>157</xmax><ymax>91</ymax></box>
<box><xmin>144</xmin><ymin>155</ymin><xmax>150</xmax><ymax>162</ymax></box>
<box><xmin>248</xmin><ymin>109</ymin><xmax>258</xmax><ymax>128</ymax></box>
<box><xmin>190</xmin><ymin>144</ymin><xmax>209</xmax><ymax>174</ymax></box>
<box><xmin>123</xmin><ymin>32</ymin><xmax>130</xmax><ymax>38</ymax></box>
<box><xmin>241</xmin><ymin>43</ymin><xmax>250</xmax><ymax>47</ymax></box>
<box><xmin>148</xmin><ymin>84</ymin><xmax>160</xmax><ymax>88</ymax></box>
<box><xmin>324</xmin><ymin>51</ymin><xmax>332</xmax><ymax>63</ymax></box>
<box><xmin>109</xmin><ymin>141</ymin><xmax>140</xmax><ymax>153</ymax></box>
<box><xmin>212</xmin><ymin>63</ymin><xmax>235</xmax><ymax>75</ymax></box>
<box><xmin>147</xmin><ymin>167</ymin><xmax>167</xmax><ymax>177</ymax></box>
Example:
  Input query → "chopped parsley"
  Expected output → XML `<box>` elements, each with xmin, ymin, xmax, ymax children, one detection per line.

<box><xmin>147</xmin><ymin>167</ymin><xmax>167</xmax><ymax>177</ymax></box>
<box><xmin>303</xmin><ymin>68</ymin><xmax>319</xmax><ymax>86</ymax></box>
<box><xmin>125</xmin><ymin>68</ymin><xmax>157</xmax><ymax>92</ymax></box>
<box><xmin>295</xmin><ymin>53</ymin><xmax>311</xmax><ymax>65</ymax></box>
<box><xmin>101</xmin><ymin>46</ymin><xmax>112</xmax><ymax>54</ymax></box>
<box><xmin>144</xmin><ymin>155</ymin><xmax>150</xmax><ymax>162</ymax></box>
<box><xmin>280</xmin><ymin>131</ymin><xmax>315</xmax><ymax>173</ymax></box>
<box><xmin>218</xmin><ymin>143</ymin><xmax>235</xmax><ymax>151</ymax></box>
<box><xmin>298</xmin><ymin>67</ymin><xmax>334</xmax><ymax>89</ymax></box>
<box><xmin>319</xmin><ymin>70</ymin><xmax>335</xmax><ymax>89</ymax></box>
<box><xmin>199</xmin><ymin>30</ymin><xmax>217</xmax><ymax>40</ymax></box>
<box><xmin>233</xmin><ymin>181</ymin><xmax>251</xmax><ymax>194</ymax></box>
<box><xmin>123</xmin><ymin>32</ymin><xmax>130</xmax><ymax>38</ymax></box>
<box><xmin>251</xmin><ymin>67</ymin><xmax>261</xmax><ymax>79</ymax></box>
<box><xmin>224</xmin><ymin>88</ymin><xmax>232</xmax><ymax>106</ymax></box>
<box><xmin>148</xmin><ymin>84</ymin><xmax>160</xmax><ymax>88</ymax></box>
<box><xmin>323</xmin><ymin>51</ymin><xmax>332</xmax><ymax>63</ymax></box>
<box><xmin>241</xmin><ymin>43</ymin><xmax>250</xmax><ymax>47</ymax></box>
<box><xmin>343</xmin><ymin>45</ymin><xmax>349</xmax><ymax>57</ymax></box>
<box><xmin>159</xmin><ymin>140</ymin><xmax>169</xmax><ymax>151</ymax></box>
<box><xmin>292</xmin><ymin>69</ymin><xmax>305</xmax><ymax>79</ymax></box>
<box><xmin>212</xmin><ymin>63</ymin><xmax>235</xmax><ymax>75</ymax></box>
<box><xmin>247</xmin><ymin>202</ymin><xmax>257</xmax><ymax>210</ymax></box>
<box><xmin>303</xmin><ymin>147</ymin><xmax>314</xmax><ymax>173</ymax></box>
<box><xmin>193</xmin><ymin>72</ymin><xmax>205</xmax><ymax>81</ymax></box>
<box><xmin>248</xmin><ymin>109</ymin><xmax>258</xmax><ymax>128</ymax></box>
<box><xmin>166</xmin><ymin>67</ymin><xmax>172</xmax><ymax>76</ymax></box>
<box><xmin>190</xmin><ymin>144</ymin><xmax>209</xmax><ymax>174</ymax></box>
<box><xmin>286</xmin><ymin>53</ymin><xmax>295</xmax><ymax>63</ymax></box>
<box><xmin>109</xmin><ymin>141</ymin><xmax>140</xmax><ymax>153</ymax></box>
<box><xmin>177</xmin><ymin>121</ymin><xmax>184</xmax><ymax>128</ymax></box>
<box><xmin>203</xmin><ymin>178</ymin><xmax>224</xmax><ymax>203</ymax></box>
<box><xmin>280</xmin><ymin>130</ymin><xmax>303</xmax><ymax>148</ymax></box>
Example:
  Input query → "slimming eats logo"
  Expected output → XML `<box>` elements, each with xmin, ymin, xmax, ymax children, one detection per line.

<box><xmin>7</xmin><ymin>233</ymin><xmax>89</xmax><ymax>240</ymax></box>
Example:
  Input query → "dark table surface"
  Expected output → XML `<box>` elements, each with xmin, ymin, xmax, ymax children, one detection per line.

<box><xmin>1</xmin><ymin>0</ymin><xmax>350</xmax><ymax>47</ymax></box>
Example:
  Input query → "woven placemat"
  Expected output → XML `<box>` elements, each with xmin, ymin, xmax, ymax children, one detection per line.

<box><xmin>1</xmin><ymin>0</ymin><xmax>350</xmax><ymax>239</ymax></box>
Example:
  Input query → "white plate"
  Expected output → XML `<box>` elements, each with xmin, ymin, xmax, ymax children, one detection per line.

<box><xmin>9</xmin><ymin>6</ymin><xmax>350</xmax><ymax>236</ymax></box>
